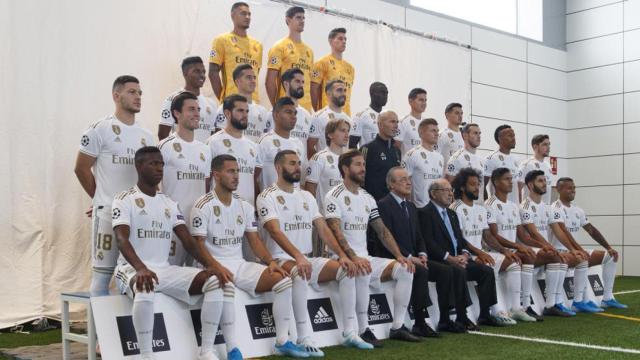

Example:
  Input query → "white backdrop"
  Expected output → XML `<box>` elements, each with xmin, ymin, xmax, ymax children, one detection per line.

<box><xmin>0</xmin><ymin>0</ymin><xmax>470</xmax><ymax>328</ymax></box>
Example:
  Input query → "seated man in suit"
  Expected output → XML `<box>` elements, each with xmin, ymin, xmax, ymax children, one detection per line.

<box><xmin>418</xmin><ymin>178</ymin><xmax>501</xmax><ymax>330</ymax></box>
<box><xmin>377</xmin><ymin>166</ymin><xmax>464</xmax><ymax>336</ymax></box>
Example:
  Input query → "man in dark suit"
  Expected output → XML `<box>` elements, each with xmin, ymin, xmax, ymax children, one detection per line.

<box><xmin>377</xmin><ymin>167</ymin><xmax>463</xmax><ymax>336</ymax></box>
<box><xmin>418</xmin><ymin>178</ymin><xmax>501</xmax><ymax>330</ymax></box>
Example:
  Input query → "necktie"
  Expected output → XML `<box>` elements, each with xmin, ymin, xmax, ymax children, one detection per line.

<box><xmin>441</xmin><ymin>209</ymin><xmax>458</xmax><ymax>256</ymax></box>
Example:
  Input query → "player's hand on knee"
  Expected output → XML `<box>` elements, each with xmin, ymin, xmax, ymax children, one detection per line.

<box><xmin>268</xmin><ymin>260</ymin><xmax>289</xmax><ymax>278</ymax></box>
<box><xmin>295</xmin><ymin>256</ymin><xmax>312</xmax><ymax>280</ymax></box>
<box><xmin>477</xmin><ymin>252</ymin><xmax>495</xmax><ymax>266</ymax></box>
<box><xmin>352</xmin><ymin>256</ymin><xmax>372</xmax><ymax>275</ymax></box>
<box><xmin>608</xmin><ymin>248</ymin><xmax>619</xmax><ymax>262</ymax></box>
<box><xmin>397</xmin><ymin>256</ymin><xmax>415</xmax><ymax>273</ymax></box>
<box><xmin>208</xmin><ymin>263</ymin><xmax>234</xmax><ymax>286</ymax></box>
<box><xmin>338</xmin><ymin>256</ymin><xmax>357</xmax><ymax>277</ymax></box>
<box><xmin>136</xmin><ymin>267</ymin><xmax>158</xmax><ymax>293</ymax></box>
<box><xmin>503</xmin><ymin>250</ymin><xmax>521</xmax><ymax>265</ymax></box>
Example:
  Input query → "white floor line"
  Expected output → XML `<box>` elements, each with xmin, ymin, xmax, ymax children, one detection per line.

<box><xmin>469</xmin><ymin>331</ymin><xmax>640</xmax><ymax>354</ymax></box>
<box><xmin>613</xmin><ymin>289</ymin><xmax>640</xmax><ymax>295</ymax></box>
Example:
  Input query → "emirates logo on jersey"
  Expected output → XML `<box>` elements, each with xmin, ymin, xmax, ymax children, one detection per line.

<box><xmin>112</xmin><ymin>125</ymin><xmax>121</xmax><ymax>135</ymax></box>
<box><xmin>173</xmin><ymin>143</ymin><xmax>182</xmax><ymax>152</ymax></box>
<box><xmin>135</xmin><ymin>198</ymin><xmax>145</xmax><ymax>208</ymax></box>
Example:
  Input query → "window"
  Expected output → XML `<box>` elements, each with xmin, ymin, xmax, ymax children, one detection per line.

<box><xmin>410</xmin><ymin>0</ymin><xmax>543</xmax><ymax>41</ymax></box>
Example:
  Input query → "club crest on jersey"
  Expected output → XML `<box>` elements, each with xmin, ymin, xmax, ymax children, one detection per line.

<box><xmin>370</xmin><ymin>113</ymin><xmax>376</xmax><ymax>120</ymax></box>
<box><xmin>200</xmin><ymin>153</ymin><xmax>206</xmax><ymax>162</ymax></box>
<box><xmin>249</xmin><ymin>149</ymin><xmax>255</xmax><ymax>157</ymax></box>
<box><xmin>231</xmin><ymin>36</ymin><xmax>238</xmax><ymax>43</ymax></box>
<box><xmin>535</xmin><ymin>163</ymin><xmax>540</xmax><ymax>169</ymax></box>
<box><xmin>327</xmin><ymin>156</ymin><xmax>334</xmax><ymax>164</ymax></box>
<box><xmin>223</xmin><ymin>139</ymin><xmax>232</xmax><ymax>148</ymax></box>
<box><xmin>497</xmin><ymin>204</ymin><xmax>503</xmax><ymax>211</ymax></box>
<box><xmin>303</xmin><ymin>202</ymin><xmax>309</xmax><ymax>211</ymax></box>
<box><xmin>462</xmin><ymin>208</ymin><xmax>468</xmax><ymax>216</ymax></box>
<box><xmin>448</xmin><ymin>132</ymin><xmax>454</xmax><ymax>139</ymax></box>
<box><xmin>512</xmin><ymin>211</ymin><xmax>517</xmax><ymax>217</ymax></box>
<box><xmin>344</xmin><ymin>196</ymin><xmax>351</xmax><ymax>206</ymax></box>
<box><xmin>410</xmin><ymin>119</ymin><xmax>415</xmax><ymax>127</ymax></box>
<box><xmin>273</xmin><ymin>139</ymin><xmax>280</xmax><ymax>147</ymax></box>
<box><xmin>237</xmin><ymin>215</ymin><xmax>243</xmax><ymax>225</ymax></box>
<box><xmin>420</xmin><ymin>152</ymin><xmax>427</xmax><ymax>159</ymax></box>
<box><xmin>531</xmin><ymin>205</ymin><xmax>537</xmax><ymax>213</ymax></box>
<box><xmin>277</xmin><ymin>196</ymin><xmax>285</xmax><ymax>205</ymax></box>
<box><xmin>478</xmin><ymin>214</ymin><xmax>483</xmax><ymax>222</ymax></box>
<box><xmin>328</xmin><ymin>113</ymin><xmax>336</xmax><ymax>120</ymax></box>
<box><xmin>287</xmin><ymin>43</ymin><xmax>293</xmax><ymax>50</ymax></box>
<box><xmin>213</xmin><ymin>206</ymin><xmax>221</xmax><ymax>217</ymax></box>
<box><xmin>112</xmin><ymin>125</ymin><xmax>121</xmax><ymax>135</ymax></box>
<box><xmin>206</xmin><ymin>106</ymin><xmax>211</xmax><ymax>115</ymax></box>
<box><xmin>499</xmin><ymin>155</ymin><xmax>504</xmax><ymax>161</ymax></box>
<box><xmin>173</xmin><ymin>143</ymin><xmax>182</xmax><ymax>152</ymax></box>
<box><xmin>164</xmin><ymin>208</ymin><xmax>170</xmax><ymax>219</ymax></box>
<box><xmin>141</xmin><ymin>138</ymin><xmax>147</xmax><ymax>146</ymax></box>
<box><xmin>365</xmin><ymin>205</ymin><xmax>370</xmax><ymax>213</ymax></box>
<box><xmin>135</xmin><ymin>198</ymin><xmax>145</xmax><ymax>208</ymax></box>
<box><xmin>464</xmin><ymin>154</ymin><xmax>470</xmax><ymax>161</ymax></box>
<box><xmin>439</xmin><ymin>160</ymin><xmax>443</xmax><ymax>167</ymax></box>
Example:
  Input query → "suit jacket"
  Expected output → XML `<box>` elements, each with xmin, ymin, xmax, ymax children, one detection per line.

<box><xmin>417</xmin><ymin>201</ymin><xmax>470</xmax><ymax>261</ymax></box>
<box><xmin>376</xmin><ymin>193</ymin><xmax>426</xmax><ymax>258</ymax></box>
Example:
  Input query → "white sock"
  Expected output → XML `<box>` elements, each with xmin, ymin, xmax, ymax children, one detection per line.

<box><xmin>544</xmin><ymin>263</ymin><xmax>562</xmax><ymax>308</ymax></box>
<box><xmin>291</xmin><ymin>267</ymin><xmax>311</xmax><ymax>341</ymax></box>
<box><xmin>90</xmin><ymin>269</ymin><xmax>113</xmax><ymax>296</ymax></box>
<box><xmin>132</xmin><ymin>291</ymin><xmax>155</xmax><ymax>356</ymax></box>
<box><xmin>272</xmin><ymin>277</ymin><xmax>293</xmax><ymax>345</ymax></box>
<box><xmin>573</xmin><ymin>261</ymin><xmax>588</xmax><ymax>303</ymax></box>
<box><xmin>521</xmin><ymin>264</ymin><xmax>534</xmax><ymax>308</ymax></box>
<box><xmin>221</xmin><ymin>284</ymin><xmax>237</xmax><ymax>352</ymax></box>
<box><xmin>337</xmin><ymin>267</ymin><xmax>357</xmax><ymax>335</ymax></box>
<box><xmin>555</xmin><ymin>263</ymin><xmax>568</xmax><ymax>305</ymax></box>
<box><xmin>602</xmin><ymin>252</ymin><xmax>617</xmax><ymax>301</ymax></box>
<box><xmin>391</xmin><ymin>263</ymin><xmax>413</xmax><ymax>330</ymax></box>
<box><xmin>505</xmin><ymin>263</ymin><xmax>522</xmax><ymax>312</ymax></box>
<box><xmin>200</xmin><ymin>278</ymin><xmax>223</xmax><ymax>354</ymax></box>
<box><xmin>356</xmin><ymin>274</ymin><xmax>371</xmax><ymax>335</ymax></box>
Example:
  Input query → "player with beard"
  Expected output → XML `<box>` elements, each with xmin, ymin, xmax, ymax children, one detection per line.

<box><xmin>308</xmin><ymin>80</ymin><xmax>351</xmax><ymax>158</ymax></box>
<box><xmin>450</xmin><ymin>168</ymin><xmax>533</xmax><ymax>325</ymax></box>
<box><xmin>396</xmin><ymin>88</ymin><xmax>427</xmax><ymax>155</ymax></box>
<box><xmin>520</xmin><ymin>170</ymin><xmax>576</xmax><ymax>317</ymax></box>
<box><xmin>112</xmin><ymin>146</ymin><xmax>229</xmax><ymax>360</ymax></box>
<box><xmin>278</xmin><ymin>68</ymin><xmax>312</xmax><ymax>142</ymax></box>
<box><xmin>209</xmin><ymin>2</ymin><xmax>262</xmax><ymax>102</ymax></box>
<box><xmin>208</xmin><ymin>94</ymin><xmax>261</xmax><ymax>206</ymax></box>
<box><xmin>553</xmin><ymin>178</ymin><xmax>627</xmax><ymax>310</ymax></box>
<box><xmin>446</xmin><ymin>123</ymin><xmax>486</xmax><ymax>204</ymax></box>
<box><xmin>437</xmin><ymin>103</ymin><xmax>464</xmax><ymax>168</ymax></box>
<box><xmin>158</xmin><ymin>92</ymin><xmax>212</xmax><ymax>266</ymax></box>
<box><xmin>159</xmin><ymin>57</ymin><xmax>217</xmax><ymax>142</ymax></box>
<box><xmin>214</xmin><ymin>65</ymin><xmax>271</xmax><ymax>143</ymax></box>
<box><xmin>518</xmin><ymin>135</ymin><xmax>554</xmax><ymax>204</ymax></box>
<box><xmin>257</xmin><ymin>150</ymin><xmax>364</xmax><ymax>356</ymax></box>
<box><xmin>349</xmin><ymin>82</ymin><xmax>388</xmax><ymax>149</ymax></box>
<box><xmin>484</xmin><ymin>125</ymin><xmax>520</xmax><ymax>204</ymax></box>
<box><xmin>256</xmin><ymin>98</ymin><xmax>307</xmax><ymax>192</ymax></box>
<box><xmin>190</xmin><ymin>154</ymin><xmax>293</xmax><ymax>360</ymax></box>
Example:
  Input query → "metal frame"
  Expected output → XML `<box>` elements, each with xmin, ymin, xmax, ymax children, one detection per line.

<box><xmin>61</xmin><ymin>292</ymin><xmax>96</xmax><ymax>360</ymax></box>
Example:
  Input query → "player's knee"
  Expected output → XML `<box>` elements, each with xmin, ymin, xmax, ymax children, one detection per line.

<box><xmin>201</xmin><ymin>275</ymin><xmax>221</xmax><ymax>293</ymax></box>
<box><xmin>335</xmin><ymin>265</ymin><xmax>349</xmax><ymax>281</ymax></box>
<box><xmin>392</xmin><ymin>262</ymin><xmax>413</xmax><ymax>281</ymax></box>
<box><xmin>223</xmin><ymin>282</ymin><xmax>236</xmax><ymax>302</ymax></box>
<box><xmin>273</xmin><ymin>277</ymin><xmax>293</xmax><ymax>294</ymax></box>
<box><xmin>134</xmin><ymin>290</ymin><xmax>155</xmax><ymax>304</ymax></box>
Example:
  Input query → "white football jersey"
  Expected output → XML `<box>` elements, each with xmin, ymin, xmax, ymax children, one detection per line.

<box><xmin>323</xmin><ymin>183</ymin><xmax>379</xmax><ymax>257</ymax></box>
<box><xmin>517</xmin><ymin>157</ymin><xmax>554</xmax><ymax>204</ymax></box>
<box><xmin>520</xmin><ymin>197</ymin><xmax>559</xmax><ymax>243</ymax></box>
<box><xmin>395</xmin><ymin>114</ymin><xmax>421</xmax><ymax>155</ymax></box>
<box><xmin>111</xmin><ymin>187</ymin><xmax>185</xmax><ymax>268</ymax></box>
<box><xmin>190</xmin><ymin>192</ymin><xmax>258</xmax><ymax>260</ymax></box>
<box><xmin>214</xmin><ymin>102</ymin><xmax>272</xmax><ymax>143</ymax></box>
<box><xmin>549</xmin><ymin>200</ymin><xmax>588</xmax><ymax>251</ymax></box>
<box><xmin>351</xmin><ymin>106</ymin><xmax>380</xmax><ymax>147</ymax></box>
<box><xmin>437</xmin><ymin>128</ymin><xmax>464</xmax><ymax>168</ymax></box>
<box><xmin>309</xmin><ymin>107</ymin><xmax>351</xmax><ymax>152</ymax></box>
<box><xmin>484</xmin><ymin>150</ymin><xmax>521</xmax><ymax>204</ymax></box>
<box><xmin>159</xmin><ymin>90</ymin><xmax>217</xmax><ymax>143</ymax></box>
<box><xmin>78</xmin><ymin>116</ymin><xmax>155</xmax><ymax>219</ymax></box>
<box><xmin>256</xmin><ymin>185</ymin><xmax>322</xmax><ymax>259</ymax></box>
<box><xmin>158</xmin><ymin>134</ymin><xmax>211</xmax><ymax>216</ymax></box>
<box><xmin>450</xmin><ymin>199</ymin><xmax>488</xmax><ymax>249</ymax></box>
<box><xmin>207</xmin><ymin>130</ymin><xmax>262</xmax><ymax>206</ymax></box>
<box><xmin>257</xmin><ymin>132</ymin><xmax>307</xmax><ymax>190</ymax></box>
<box><xmin>446</xmin><ymin>148</ymin><xmax>485</xmax><ymax>205</ymax></box>
<box><xmin>485</xmin><ymin>195</ymin><xmax>521</xmax><ymax>242</ymax></box>
<box><xmin>401</xmin><ymin>145</ymin><xmax>444</xmax><ymax>207</ymax></box>
<box><xmin>306</xmin><ymin>148</ymin><xmax>343</xmax><ymax>209</ymax></box>
<box><xmin>293</xmin><ymin>105</ymin><xmax>312</xmax><ymax>142</ymax></box>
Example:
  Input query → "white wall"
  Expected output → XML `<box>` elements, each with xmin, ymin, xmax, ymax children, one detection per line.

<box><xmin>566</xmin><ymin>0</ymin><xmax>637</xmax><ymax>275</ymax></box>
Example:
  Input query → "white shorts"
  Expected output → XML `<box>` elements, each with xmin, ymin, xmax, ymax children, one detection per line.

<box><xmin>277</xmin><ymin>257</ymin><xmax>330</xmax><ymax>289</ymax></box>
<box><xmin>114</xmin><ymin>263</ymin><xmax>204</xmax><ymax>305</ymax></box>
<box><xmin>368</xmin><ymin>256</ymin><xmax>395</xmax><ymax>289</ymax></box>
<box><xmin>472</xmin><ymin>252</ymin><xmax>506</xmax><ymax>277</ymax></box>
<box><xmin>215</xmin><ymin>259</ymin><xmax>267</xmax><ymax>297</ymax></box>
<box><xmin>92</xmin><ymin>207</ymin><xmax>118</xmax><ymax>272</ymax></box>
